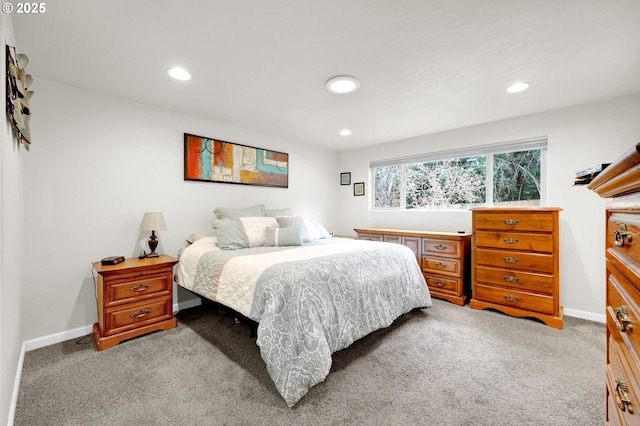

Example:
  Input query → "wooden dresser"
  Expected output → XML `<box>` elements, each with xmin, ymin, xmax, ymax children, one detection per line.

<box><xmin>92</xmin><ymin>255</ymin><xmax>179</xmax><ymax>350</ymax></box>
<box><xmin>588</xmin><ymin>144</ymin><xmax>640</xmax><ymax>425</ymax></box>
<box><xmin>354</xmin><ymin>228</ymin><xmax>472</xmax><ymax>305</ymax></box>
<box><xmin>470</xmin><ymin>207</ymin><xmax>563</xmax><ymax>329</ymax></box>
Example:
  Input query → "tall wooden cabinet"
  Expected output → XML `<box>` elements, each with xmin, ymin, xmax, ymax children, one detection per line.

<box><xmin>470</xmin><ymin>207</ymin><xmax>563</xmax><ymax>329</ymax></box>
<box><xmin>588</xmin><ymin>143</ymin><xmax>640</xmax><ymax>425</ymax></box>
<box><xmin>354</xmin><ymin>228</ymin><xmax>472</xmax><ymax>305</ymax></box>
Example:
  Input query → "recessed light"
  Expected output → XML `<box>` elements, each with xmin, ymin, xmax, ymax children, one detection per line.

<box><xmin>340</xmin><ymin>129</ymin><xmax>352</xmax><ymax>136</ymax></box>
<box><xmin>168</xmin><ymin>67</ymin><xmax>191</xmax><ymax>81</ymax></box>
<box><xmin>506</xmin><ymin>82</ymin><xmax>530</xmax><ymax>93</ymax></box>
<box><xmin>326</xmin><ymin>75</ymin><xmax>360</xmax><ymax>94</ymax></box>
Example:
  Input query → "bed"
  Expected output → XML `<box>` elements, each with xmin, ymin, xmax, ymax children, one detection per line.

<box><xmin>176</xmin><ymin>209</ymin><xmax>432</xmax><ymax>407</ymax></box>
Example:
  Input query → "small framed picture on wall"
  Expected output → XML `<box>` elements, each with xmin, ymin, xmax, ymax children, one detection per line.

<box><xmin>340</xmin><ymin>172</ymin><xmax>351</xmax><ymax>185</ymax></box>
<box><xmin>353</xmin><ymin>182</ymin><xmax>365</xmax><ymax>196</ymax></box>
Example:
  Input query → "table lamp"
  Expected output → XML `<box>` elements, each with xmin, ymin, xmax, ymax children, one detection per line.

<box><xmin>139</xmin><ymin>212</ymin><xmax>167</xmax><ymax>258</ymax></box>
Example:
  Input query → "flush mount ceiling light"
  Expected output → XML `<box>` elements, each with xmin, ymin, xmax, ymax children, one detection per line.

<box><xmin>506</xmin><ymin>81</ymin><xmax>530</xmax><ymax>93</ymax></box>
<box><xmin>339</xmin><ymin>129</ymin><xmax>352</xmax><ymax>136</ymax></box>
<box><xmin>326</xmin><ymin>75</ymin><xmax>360</xmax><ymax>94</ymax></box>
<box><xmin>168</xmin><ymin>67</ymin><xmax>191</xmax><ymax>81</ymax></box>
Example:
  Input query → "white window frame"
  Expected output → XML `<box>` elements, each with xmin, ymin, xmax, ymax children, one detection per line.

<box><xmin>370</xmin><ymin>137</ymin><xmax>548</xmax><ymax>210</ymax></box>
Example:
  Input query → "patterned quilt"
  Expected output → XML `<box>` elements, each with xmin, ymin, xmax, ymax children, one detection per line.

<box><xmin>177</xmin><ymin>237</ymin><xmax>432</xmax><ymax>406</ymax></box>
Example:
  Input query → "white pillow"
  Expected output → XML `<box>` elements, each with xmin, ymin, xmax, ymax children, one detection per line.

<box><xmin>238</xmin><ymin>217</ymin><xmax>279</xmax><ymax>247</ymax></box>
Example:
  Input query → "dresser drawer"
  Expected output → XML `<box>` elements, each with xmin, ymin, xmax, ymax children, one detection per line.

<box><xmin>104</xmin><ymin>272</ymin><xmax>172</xmax><ymax>307</ymax></box>
<box><xmin>424</xmin><ymin>274</ymin><xmax>460</xmax><ymax>294</ymax></box>
<box><xmin>422</xmin><ymin>256</ymin><xmax>461</xmax><ymax>277</ymax></box>
<box><xmin>357</xmin><ymin>233</ymin><xmax>383</xmax><ymax>242</ymax></box>
<box><xmin>607</xmin><ymin>336</ymin><xmax>640</xmax><ymax>425</ymax></box>
<box><xmin>422</xmin><ymin>238</ymin><xmax>462</xmax><ymax>258</ymax></box>
<box><xmin>475</xmin><ymin>231</ymin><xmax>554</xmax><ymax>252</ymax></box>
<box><xmin>103</xmin><ymin>296</ymin><xmax>173</xmax><ymax>336</ymax></box>
<box><xmin>476</xmin><ymin>266</ymin><xmax>554</xmax><ymax>294</ymax></box>
<box><xmin>608</xmin><ymin>269</ymin><xmax>640</xmax><ymax>358</ymax></box>
<box><xmin>475</xmin><ymin>248</ymin><xmax>554</xmax><ymax>273</ymax></box>
<box><xmin>608</xmin><ymin>212</ymin><xmax>640</xmax><ymax>277</ymax></box>
<box><xmin>473</xmin><ymin>211</ymin><xmax>554</xmax><ymax>232</ymax></box>
<box><xmin>475</xmin><ymin>284</ymin><xmax>554</xmax><ymax>314</ymax></box>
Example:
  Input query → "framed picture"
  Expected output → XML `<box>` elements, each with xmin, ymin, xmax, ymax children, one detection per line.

<box><xmin>354</xmin><ymin>182</ymin><xmax>365</xmax><ymax>196</ymax></box>
<box><xmin>184</xmin><ymin>133</ymin><xmax>289</xmax><ymax>188</ymax></box>
<box><xmin>340</xmin><ymin>172</ymin><xmax>351</xmax><ymax>185</ymax></box>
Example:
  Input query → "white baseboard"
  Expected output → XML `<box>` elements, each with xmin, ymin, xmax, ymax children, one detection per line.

<box><xmin>9</xmin><ymin>297</ymin><xmax>203</xmax><ymax>425</ymax></box>
<box><xmin>564</xmin><ymin>307</ymin><xmax>605</xmax><ymax>324</ymax></box>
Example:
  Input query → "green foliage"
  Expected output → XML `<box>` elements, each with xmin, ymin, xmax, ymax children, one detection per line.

<box><xmin>493</xmin><ymin>150</ymin><xmax>540</xmax><ymax>202</ymax></box>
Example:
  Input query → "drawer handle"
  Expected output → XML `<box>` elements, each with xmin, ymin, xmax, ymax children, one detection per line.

<box><xmin>504</xmin><ymin>295</ymin><xmax>521</xmax><ymax>303</ymax></box>
<box><xmin>433</xmin><ymin>244</ymin><xmax>447</xmax><ymax>250</ymax></box>
<box><xmin>130</xmin><ymin>283</ymin><xmax>152</xmax><ymax>292</ymax></box>
<box><xmin>503</xmin><ymin>238</ymin><xmax>519</xmax><ymax>244</ymax></box>
<box><xmin>503</xmin><ymin>219</ymin><xmax>519</xmax><ymax>225</ymax></box>
<box><xmin>615</xmin><ymin>224</ymin><xmax>633</xmax><ymax>247</ymax></box>
<box><xmin>130</xmin><ymin>309</ymin><xmax>152</xmax><ymax>319</ymax></box>
<box><xmin>503</xmin><ymin>257</ymin><xmax>519</xmax><ymax>264</ymax></box>
<box><xmin>434</xmin><ymin>262</ymin><xmax>448</xmax><ymax>269</ymax></box>
<box><xmin>616</xmin><ymin>306</ymin><xmax>634</xmax><ymax>332</ymax></box>
<box><xmin>616</xmin><ymin>378</ymin><xmax>634</xmax><ymax>414</ymax></box>
<box><xmin>433</xmin><ymin>280</ymin><xmax>447</xmax><ymax>287</ymax></box>
<box><xmin>503</xmin><ymin>275</ymin><xmax>520</xmax><ymax>283</ymax></box>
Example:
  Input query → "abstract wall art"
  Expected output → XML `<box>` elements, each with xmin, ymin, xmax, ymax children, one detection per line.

<box><xmin>184</xmin><ymin>133</ymin><xmax>289</xmax><ymax>188</ymax></box>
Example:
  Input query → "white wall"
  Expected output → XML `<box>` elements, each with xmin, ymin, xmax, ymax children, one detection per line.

<box><xmin>336</xmin><ymin>93</ymin><xmax>640</xmax><ymax>319</ymax></box>
<box><xmin>1</xmin><ymin>13</ymin><xmax>24</xmax><ymax>426</ymax></box>
<box><xmin>21</xmin><ymin>78</ymin><xmax>338</xmax><ymax>340</ymax></box>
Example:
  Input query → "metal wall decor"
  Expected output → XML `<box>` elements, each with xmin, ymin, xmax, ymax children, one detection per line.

<box><xmin>6</xmin><ymin>45</ymin><xmax>34</xmax><ymax>150</ymax></box>
<box><xmin>184</xmin><ymin>133</ymin><xmax>289</xmax><ymax>188</ymax></box>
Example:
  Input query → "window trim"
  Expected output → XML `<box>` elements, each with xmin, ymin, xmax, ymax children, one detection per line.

<box><xmin>370</xmin><ymin>137</ymin><xmax>548</xmax><ymax>210</ymax></box>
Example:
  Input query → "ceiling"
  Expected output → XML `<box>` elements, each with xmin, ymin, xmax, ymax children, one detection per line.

<box><xmin>11</xmin><ymin>0</ymin><xmax>640</xmax><ymax>152</ymax></box>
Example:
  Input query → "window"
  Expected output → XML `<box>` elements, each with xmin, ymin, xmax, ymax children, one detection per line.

<box><xmin>372</xmin><ymin>138</ymin><xmax>546</xmax><ymax>210</ymax></box>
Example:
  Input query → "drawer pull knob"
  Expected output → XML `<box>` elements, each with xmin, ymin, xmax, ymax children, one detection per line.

<box><xmin>616</xmin><ymin>378</ymin><xmax>634</xmax><ymax>414</ymax></box>
<box><xmin>616</xmin><ymin>306</ymin><xmax>634</xmax><ymax>332</ymax></box>
<box><xmin>130</xmin><ymin>283</ymin><xmax>152</xmax><ymax>292</ymax></box>
<box><xmin>504</xmin><ymin>295</ymin><xmax>521</xmax><ymax>303</ymax></box>
<box><xmin>433</xmin><ymin>244</ymin><xmax>447</xmax><ymax>250</ymax></box>
<box><xmin>504</xmin><ymin>275</ymin><xmax>520</xmax><ymax>283</ymax></box>
<box><xmin>503</xmin><ymin>238</ymin><xmax>519</xmax><ymax>244</ymax></box>
<box><xmin>130</xmin><ymin>309</ymin><xmax>152</xmax><ymax>319</ymax></box>
<box><xmin>615</xmin><ymin>224</ymin><xmax>633</xmax><ymax>247</ymax></box>
<box><xmin>503</xmin><ymin>219</ymin><xmax>519</xmax><ymax>225</ymax></box>
<box><xmin>434</xmin><ymin>262</ymin><xmax>447</xmax><ymax>269</ymax></box>
<box><xmin>503</xmin><ymin>257</ymin><xmax>519</xmax><ymax>264</ymax></box>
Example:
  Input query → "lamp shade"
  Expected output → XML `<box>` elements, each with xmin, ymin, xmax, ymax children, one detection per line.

<box><xmin>139</xmin><ymin>212</ymin><xmax>167</xmax><ymax>231</ymax></box>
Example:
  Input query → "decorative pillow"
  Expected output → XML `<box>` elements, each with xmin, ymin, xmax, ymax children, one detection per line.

<box><xmin>213</xmin><ymin>204</ymin><xmax>266</xmax><ymax>219</ymax></box>
<box><xmin>275</xmin><ymin>216</ymin><xmax>311</xmax><ymax>242</ymax></box>
<box><xmin>310</xmin><ymin>220</ymin><xmax>332</xmax><ymax>239</ymax></box>
<box><xmin>211</xmin><ymin>218</ymin><xmax>249</xmax><ymax>250</ymax></box>
<box><xmin>211</xmin><ymin>216</ymin><xmax>279</xmax><ymax>250</ymax></box>
<box><xmin>264</xmin><ymin>226</ymin><xmax>303</xmax><ymax>247</ymax></box>
<box><xmin>265</xmin><ymin>207</ymin><xmax>293</xmax><ymax>217</ymax></box>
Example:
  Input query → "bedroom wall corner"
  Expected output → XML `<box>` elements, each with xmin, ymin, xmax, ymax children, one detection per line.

<box><xmin>1</xmin><ymin>12</ymin><xmax>25</xmax><ymax>426</ymax></box>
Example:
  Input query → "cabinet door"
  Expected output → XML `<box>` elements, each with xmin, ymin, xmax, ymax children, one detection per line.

<box><xmin>402</xmin><ymin>236</ymin><xmax>421</xmax><ymax>263</ymax></box>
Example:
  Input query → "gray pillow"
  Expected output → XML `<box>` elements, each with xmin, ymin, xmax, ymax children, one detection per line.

<box><xmin>211</xmin><ymin>218</ymin><xmax>249</xmax><ymax>250</ymax></box>
<box><xmin>265</xmin><ymin>226</ymin><xmax>303</xmax><ymax>247</ymax></box>
<box><xmin>213</xmin><ymin>204</ymin><xmax>266</xmax><ymax>219</ymax></box>
<box><xmin>275</xmin><ymin>216</ymin><xmax>311</xmax><ymax>242</ymax></box>
<box><xmin>265</xmin><ymin>207</ymin><xmax>293</xmax><ymax>217</ymax></box>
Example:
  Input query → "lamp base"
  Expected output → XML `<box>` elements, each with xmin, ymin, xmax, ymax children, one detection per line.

<box><xmin>146</xmin><ymin>252</ymin><xmax>160</xmax><ymax>258</ymax></box>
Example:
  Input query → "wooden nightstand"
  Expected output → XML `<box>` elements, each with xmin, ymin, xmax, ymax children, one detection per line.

<box><xmin>92</xmin><ymin>254</ymin><xmax>179</xmax><ymax>350</ymax></box>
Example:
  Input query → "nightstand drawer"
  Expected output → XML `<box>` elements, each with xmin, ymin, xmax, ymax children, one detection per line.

<box><xmin>422</xmin><ymin>256</ymin><xmax>461</xmax><ymax>277</ymax></box>
<box><xmin>475</xmin><ymin>284</ymin><xmax>554</xmax><ymax>314</ymax></box>
<box><xmin>105</xmin><ymin>272</ymin><xmax>172</xmax><ymax>306</ymax></box>
<box><xmin>357</xmin><ymin>233</ymin><xmax>383</xmax><ymax>242</ymax></box>
<box><xmin>475</xmin><ymin>231</ymin><xmax>554</xmax><ymax>252</ymax></box>
<box><xmin>476</xmin><ymin>266</ymin><xmax>554</xmax><ymax>294</ymax></box>
<box><xmin>103</xmin><ymin>296</ymin><xmax>173</xmax><ymax>336</ymax></box>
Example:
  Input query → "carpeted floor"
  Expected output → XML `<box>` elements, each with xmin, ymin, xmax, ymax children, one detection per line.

<box><xmin>14</xmin><ymin>299</ymin><xmax>605</xmax><ymax>425</ymax></box>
